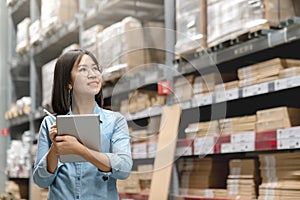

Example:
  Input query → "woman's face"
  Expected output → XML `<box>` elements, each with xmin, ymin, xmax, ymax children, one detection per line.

<box><xmin>69</xmin><ymin>54</ymin><xmax>102</xmax><ymax>97</ymax></box>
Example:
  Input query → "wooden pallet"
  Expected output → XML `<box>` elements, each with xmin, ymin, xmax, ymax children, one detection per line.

<box><xmin>208</xmin><ymin>22</ymin><xmax>271</xmax><ymax>51</ymax></box>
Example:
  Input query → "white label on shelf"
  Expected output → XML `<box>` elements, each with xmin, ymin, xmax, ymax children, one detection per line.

<box><xmin>231</xmin><ymin>132</ymin><xmax>255</xmax><ymax>143</ymax></box>
<box><xmin>194</xmin><ymin>136</ymin><xmax>215</xmax><ymax>155</ymax></box>
<box><xmin>274</xmin><ymin>78</ymin><xmax>288</xmax><ymax>91</ymax></box>
<box><xmin>192</xmin><ymin>94</ymin><xmax>202</xmax><ymax>107</ymax></box>
<box><xmin>144</xmin><ymin>71</ymin><xmax>158</xmax><ymax>83</ymax></box>
<box><xmin>176</xmin><ymin>146</ymin><xmax>192</xmax><ymax>156</ymax></box>
<box><xmin>275</xmin><ymin>75</ymin><xmax>300</xmax><ymax>91</ymax></box>
<box><xmin>134</xmin><ymin>109</ymin><xmax>148</xmax><ymax>120</ymax></box>
<box><xmin>233</xmin><ymin>142</ymin><xmax>255</xmax><ymax>152</ymax></box>
<box><xmin>215</xmin><ymin>91</ymin><xmax>226</xmax><ymax>103</ymax></box>
<box><xmin>86</xmin><ymin>8</ymin><xmax>97</xmax><ymax>18</ymax></box>
<box><xmin>277</xmin><ymin>138</ymin><xmax>300</xmax><ymax>149</ymax></box>
<box><xmin>200</xmin><ymin>94</ymin><xmax>213</xmax><ymax>106</ymax></box>
<box><xmin>125</xmin><ymin>113</ymin><xmax>133</xmax><ymax>121</ymax></box>
<box><xmin>148</xmin><ymin>106</ymin><xmax>162</xmax><ymax>116</ymax></box>
<box><xmin>242</xmin><ymin>82</ymin><xmax>269</xmax><ymax>97</ymax></box>
<box><xmin>204</xmin><ymin>189</ymin><xmax>214</xmax><ymax>198</ymax></box>
<box><xmin>132</xmin><ymin>143</ymin><xmax>147</xmax><ymax>159</ymax></box>
<box><xmin>221</xmin><ymin>143</ymin><xmax>234</xmax><ymax>153</ymax></box>
<box><xmin>277</xmin><ymin>126</ymin><xmax>300</xmax><ymax>139</ymax></box>
<box><xmin>293</xmin><ymin>75</ymin><xmax>300</xmax><ymax>87</ymax></box>
<box><xmin>68</xmin><ymin>20</ymin><xmax>77</xmax><ymax>31</ymax></box>
<box><xmin>180</xmin><ymin>101</ymin><xmax>191</xmax><ymax>110</ymax></box>
<box><xmin>226</xmin><ymin>88</ymin><xmax>239</xmax><ymax>101</ymax></box>
<box><xmin>147</xmin><ymin>143</ymin><xmax>157</xmax><ymax>158</ymax></box>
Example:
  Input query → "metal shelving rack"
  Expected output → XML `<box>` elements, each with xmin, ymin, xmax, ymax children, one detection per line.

<box><xmin>6</xmin><ymin>0</ymin><xmax>300</xmax><ymax>199</ymax></box>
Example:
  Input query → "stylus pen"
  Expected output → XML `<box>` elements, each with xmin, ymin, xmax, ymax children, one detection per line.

<box><xmin>43</xmin><ymin>109</ymin><xmax>56</xmax><ymax>121</ymax></box>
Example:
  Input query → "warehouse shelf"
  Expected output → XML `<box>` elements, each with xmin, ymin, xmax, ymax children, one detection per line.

<box><xmin>9</xmin><ymin>0</ymin><xmax>29</xmax><ymax>25</ymax></box>
<box><xmin>11</xmin><ymin>52</ymin><xmax>30</xmax><ymax>68</ymax></box>
<box><xmin>125</xmin><ymin>105</ymin><xmax>162</xmax><ymax>121</ymax></box>
<box><xmin>8</xmin><ymin>108</ymin><xmax>44</xmax><ymax>127</ymax></box>
<box><xmin>176</xmin><ymin>126</ymin><xmax>300</xmax><ymax>156</ymax></box>
<box><xmin>122</xmin><ymin>75</ymin><xmax>300</xmax><ymax>121</ymax></box>
<box><xmin>103</xmin><ymin>66</ymin><xmax>165</xmax><ymax>98</ymax></box>
<box><xmin>8</xmin><ymin>114</ymin><xmax>30</xmax><ymax>127</ymax></box>
<box><xmin>83</xmin><ymin>0</ymin><xmax>164</xmax><ymax>28</ymax></box>
<box><xmin>177</xmin><ymin>19</ymin><xmax>300</xmax><ymax>74</ymax></box>
<box><xmin>33</xmin><ymin>20</ymin><xmax>79</xmax><ymax>66</ymax></box>
<box><xmin>119</xmin><ymin>193</ymin><xmax>235</xmax><ymax>200</ymax></box>
<box><xmin>131</xmin><ymin>127</ymin><xmax>300</xmax><ymax>162</ymax></box>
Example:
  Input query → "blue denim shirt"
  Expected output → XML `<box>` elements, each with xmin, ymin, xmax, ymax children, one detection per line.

<box><xmin>33</xmin><ymin>105</ymin><xmax>132</xmax><ymax>200</ymax></box>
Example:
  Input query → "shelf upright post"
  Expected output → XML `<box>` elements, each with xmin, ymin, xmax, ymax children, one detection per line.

<box><xmin>164</xmin><ymin>0</ymin><xmax>176</xmax><ymax>106</ymax></box>
<box><xmin>29</xmin><ymin>0</ymin><xmax>39</xmax><ymax>199</ymax></box>
<box><xmin>78</xmin><ymin>0</ymin><xmax>87</xmax><ymax>47</ymax></box>
<box><xmin>0</xmin><ymin>0</ymin><xmax>10</xmax><ymax>194</ymax></box>
<box><xmin>164</xmin><ymin>0</ymin><xmax>179</xmax><ymax>198</ymax></box>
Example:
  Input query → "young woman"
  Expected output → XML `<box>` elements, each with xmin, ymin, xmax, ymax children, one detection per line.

<box><xmin>33</xmin><ymin>49</ymin><xmax>132</xmax><ymax>199</ymax></box>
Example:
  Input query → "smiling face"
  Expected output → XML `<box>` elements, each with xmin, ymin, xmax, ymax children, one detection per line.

<box><xmin>69</xmin><ymin>54</ymin><xmax>102</xmax><ymax>98</ymax></box>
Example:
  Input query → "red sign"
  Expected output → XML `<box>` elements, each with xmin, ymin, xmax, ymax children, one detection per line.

<box><xmin>1</xmin><ymin>128</ymin><xmax>9</xmax><ymax>136</ymax></box>
<box><xmin>158</xmin><ymin>80</ymin><xmax>172</xmax><ymax>95</ymax></box>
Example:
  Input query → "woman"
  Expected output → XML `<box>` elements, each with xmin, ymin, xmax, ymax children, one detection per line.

<box><xmin>33</xmin><ymin>49</ymin><xmax>132</xmax><ymax>199</ymax></box>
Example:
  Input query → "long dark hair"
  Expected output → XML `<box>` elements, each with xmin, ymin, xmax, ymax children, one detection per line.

<box><xmin>51</xmin><ymin>49</ymin><xmax>103</xmax><ymax>114</ymax></box>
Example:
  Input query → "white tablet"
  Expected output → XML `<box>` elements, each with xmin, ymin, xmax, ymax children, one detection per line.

<box><xmin>56</xmin><ymin>114</ymin><xmax>101</xmax><ymax>162</ymax></box>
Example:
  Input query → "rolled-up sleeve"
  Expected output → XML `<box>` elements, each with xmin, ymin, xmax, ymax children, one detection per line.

<box><xmin>105</xmin><ymin>113</ymin><xmax>132</xmax><ymax>179</ymax></box>
<box><xmin>32</xmin><ymin>117</ymin><xmax>62</xmax><ymax>188</ymax></box>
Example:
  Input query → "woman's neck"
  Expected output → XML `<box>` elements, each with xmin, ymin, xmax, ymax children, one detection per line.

<box><xmin>71</xmin><ymin>95</ymin><xmax>96</xmax><ymax>115</ymax></box>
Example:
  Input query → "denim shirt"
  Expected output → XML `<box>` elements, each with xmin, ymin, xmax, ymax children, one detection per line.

<box><xmin>33</xmin><ymin>105</ymin><xmax>132</xmax><ymax>200</ymax></box>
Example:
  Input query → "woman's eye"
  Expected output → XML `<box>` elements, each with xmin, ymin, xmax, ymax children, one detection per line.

<box><xmin>92</xmin><ymin>66</ymin><xmax>99</xmax><ymax>71</ymax></box>
<box><xmin>79</xmin><ymin>68</ymin><xmax>87</xmax><ymax>72</ymax></box>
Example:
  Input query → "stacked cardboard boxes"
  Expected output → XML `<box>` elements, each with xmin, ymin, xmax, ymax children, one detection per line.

<box><xmin>117</xmin><ymin>172</ymin><xmax>141</xmax><ymax>194</ymax></box>
<box><xmin>81</xmin><ymin>25</ymin><xmax>104</xmax><ymax>59</ymax></box>
<box><xmin>29</xmin><ymin>20</ymin><xmax>42</xmax><ymax>46</ymax></box>
<box><xmin>175</xmin><ymin>0</ymin><xmax>207</xmax><ymax>55</ymax></box>
<box><xmin>219</xmin><ymin>115</ymin><xmax>257</xmax><ymax>135</ymax></box>
<box><xmin>194</xmin><ymin>73</ymin><xmax>236</xmax><ymax>95</ymax></box>
<box><xmin>97</xmin><ymin>17</ymin><xmax>145</xmax><ymax>71</ymax></box>
<box><xmin>137</xmin><ymin>164</ymin><xmax>153</xmax><ymax>194</ymax></box>
<box><xmin>178</xmin><ymin>157</ymin><xmax>229</xmax><ymax>196</ymax></box>
<box><xmin>256</xmin><ymin>106</ymin><xmax>300</xmax><ymax>132</ymax></box>
<box><xmin>41</xmin><ymin>0</ymin><xmax>78</xmax><ymax>35</ymax></box>
<box><xmin>238</xmin><ymin>58</ymin><xmax>300</xmax><ymax>87</ymax></box>
<box><xmin>16</xmin><ymin>18</ymin><xmax>30</xmax><ymax>53</ymax></box>
<box><xmin>184</xmin><ymin>120</ymin><xmax>220</xmax><ymax>138</ymax></box>
<box><xmin>227</xmin><ymin>159</ymin><xmax>260</xmax><ymax>199</ymax></box>
<box><xmin>41</xmin><ymin>59</ymin><xmax>57</xmax><ymax>107</ymax></box>
<box><xmin>173</xmin><ymin>75</ymin><xmax>195</xmax><ymax>102</ymax></box>
<box><xmin>259</xmin><ymin>153</ymin><xmax>300</xmax><ymax>199</ymax></box>
<box><xmin>125</xmin><ymin>90</ymin><xmax>166</xmax><ymax>113</ymax></box>
<box><xmin>207</xmin><ymin>0</ymin><xmax>267</xmax><ymax>47</ymax></box>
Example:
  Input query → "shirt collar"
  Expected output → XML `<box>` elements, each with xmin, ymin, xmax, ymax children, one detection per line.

<box><xmin>67</xmin><ymin>103</ymin><xmax>103</xmax><ymax>123</ymax></box>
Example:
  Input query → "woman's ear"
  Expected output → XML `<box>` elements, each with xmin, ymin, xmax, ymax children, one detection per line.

<box><xmin>68</xmin><ymin>83</ymin><xmax>73</xmax><ymax>90</ymax></box>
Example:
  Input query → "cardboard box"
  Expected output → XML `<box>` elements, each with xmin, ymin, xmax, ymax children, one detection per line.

<box><xmin>175</xmin><ymin>0</ymin><xmax>207</xmax><ymax>54</ymax></box>
<box><xmin>16</xmin><ymin>18</ymin><xmax>30</xmax><ymax>53</ymax></box>
<box><xmin>29</xmin><ymin>20</ymin><xmax>42</xmax><ymax>45</ymax></box>
<box><xmin>207</xmin><ymin>0</ymin><xmax>267</xmax><ymax>47</ymax></box>
<box><xmin>256</xmin><ymin>107</ymin><xmax>300</xmax><ymax>131</ymax></box>
<box><xmin>143</xmin><ymin>22</ymin><xmax>165</xmax><ymax>64</ymax></box>
<box><xmin>264</xmin><ymin>0</ymin><xmax>296</xmax><ymax>27</ymax></box>
<box><xmin>41</xmin><ymin>0</ymin><xmax>78</xmax><ymax>35</ymax></box>
<box><xmin>174</xmin><ymin>75</ymin><xmax>195</xmax><ymax>102</ymax></box>
<box><xmin>42</xmin><ymin>59</ymin><xmax>57</xmax><ymax>107</ymax></box>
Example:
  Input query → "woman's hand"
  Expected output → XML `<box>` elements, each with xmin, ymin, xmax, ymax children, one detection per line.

<box><xmin>53</xmin><ymin>135</ymin><xmax>84</xmax><ymax>156</ymax></box>
<box><xmin>49</xmin><ymin>123</ymin><xmax>57</xmax><ymax>143</ymax></box>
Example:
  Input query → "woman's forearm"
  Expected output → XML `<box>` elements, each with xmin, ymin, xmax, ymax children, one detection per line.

<box><xmin>46</xmin><ymin>144</ymin><xmax>59</xmax><ymax>173</ymax></box>
<box><xmin>79</xmin><ymin>146</ymin><xmax>111</xmax><ymax>172</ymax></box>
